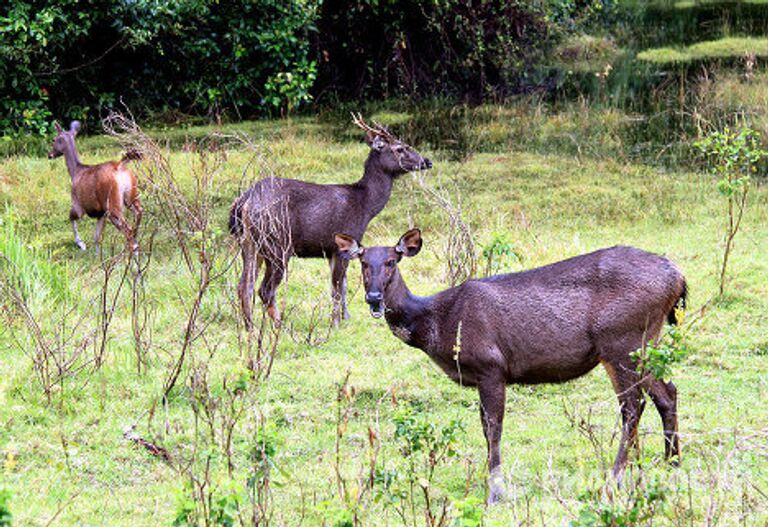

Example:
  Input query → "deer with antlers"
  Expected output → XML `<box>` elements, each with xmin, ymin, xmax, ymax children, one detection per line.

<box><xmin>229</xmin><ymin>114</ymin><xmax>432</xmax><ymax>329</ymax></box>
<box><xmin>48</xmin><ymin>121</ymin><xmax>142</xmax><ymax>254</ymax></box>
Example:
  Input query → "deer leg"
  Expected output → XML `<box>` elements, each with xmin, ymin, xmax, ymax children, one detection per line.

<box><xmin>94</xmin><ymin>215</ymin><xmax>107</xmax><ymax>255</ymax></box>
<box><xmin>71</xmin><ymin>221</ymin><xmax>86</xmax><ymax>251</ymax></box>
<box><xmin>129</xmin><ymin>198</ymin><xmax>142</xmax><ymax>235</ymax></box>
<box><xmin>70</xmin><ymin>205</ymin><xmax>86</xmax><ymax>251</ymax></box>
<box><xmin>329</xmin><ymin>253</ymin><xmax>350</xmax><ymax>327</ymax></box>
<box><xmin>108</xmin><ymin>209</ymin><xmax>138</xmax><ymax>255</ymax></box>
<box><xmin>107</xmin><ymin>183</ymin><xmax>138</xmax><ymax>255</ymax></box>
<box><xmin>478</xmin><ymin>373</ymin><xmax>506</xmax><ymax>504</ymax></box>
<box><xmin>603</xmin><ymin>360</ymin><xmax>645</xmax><ymax>480</ymax></box>
<box><xmin>259</xmin><ymin>258</ymin><xmax>285</xmax><ymax>324</ymax></box>
<box><xmin>645</xmin><ymin>379</ymin><xmax>680</xmax><ymax>464</ymax></box>
<box><xmin>237</xmin><ymin>239</ymin><xmax>260</xmax><ymax>332</ymax></box>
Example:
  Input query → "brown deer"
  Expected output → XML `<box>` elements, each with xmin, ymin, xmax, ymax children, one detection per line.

<box><xmin>229</xmin><ymin>114</ymin><xmax>432</xmax><ymax>330</ymax></box>
<box><xmin>48</xmin><ymin>121</ymin><xmax>142</xmax><ymax>254</ymax></box>
<box><xmin>335</xmin><ymin>229</ymin><xmax>686</xmax><ymax>504</ymax></box>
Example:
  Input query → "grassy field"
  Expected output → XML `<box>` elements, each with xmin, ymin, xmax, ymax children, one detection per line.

<box><xmin>0</xmin><ymin>114</ymin><xmax>766</xmax><ymax>526</ymax></box>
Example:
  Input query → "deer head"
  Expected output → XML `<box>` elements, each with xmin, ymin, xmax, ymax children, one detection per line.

<box><xmin>352</xmin><ymin>113</ymin><xmax>432</xmax><ymax>175</ymax></box>
<box><xmin>48</xmin><ymin>121</ymin><xmax>81</xmax><ymax>159</ymax></box>
<box><xmin>334</xmin><ymin>228</ymin><xmax>422</xmax><ymax>318</ymax></box>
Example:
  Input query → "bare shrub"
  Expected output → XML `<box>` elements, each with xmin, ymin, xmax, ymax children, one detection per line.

<box><xmin>105</xmin><ymin>111</ymin><xmax>294</xmax><ymax>526</ymax></box>
<box><xmin>0</xmin><ymin>251</ymin><xmax>130</xmax><ymax>403</ymax></box>
<box><xmin>414</xmin><ymin>174</ymin><xmax>477</xmax><ymax>286</ymax></box>
<box><xmin>104</xmin><ymin>111</ymin><xmax>241</xmax><ymax>400</ymax></box>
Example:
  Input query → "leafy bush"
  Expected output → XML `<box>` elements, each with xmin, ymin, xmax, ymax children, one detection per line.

<box><xmin>450</xmin><ymin>496</ymin><xmax>484</xmax><ymax>527</ymax></box>
<box><xmin>695</xmin><ymin>126</ymin><xmax>767</xmax><ymax>295</ymax></box>
<box><xmin>482</xmin><ymin>231</ymin><xmax>520</xmax><ymax>276</ymax></box>
<box><xmin>373</xmin><ymin>402</ymin><xmax>467</xmax><ymax>524</ymax></box>
<box><xmin>631</xmin><ymin>323</ymin><xmax>690</xmax><ymax>381</ymax></box>
<box><xmin>0</xmin><ymin>0</ymin><xmax>320</xmax><ymax>137</ymax></box>
<box><xmin>570</xmin><ymin>477</ymin><xmax>669</xmax><ymax>527</ymax></box>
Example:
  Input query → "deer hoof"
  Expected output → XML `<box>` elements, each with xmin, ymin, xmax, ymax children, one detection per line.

<box><xmin>487</xmin><ymin>486</ymin><xmax>504</xmax><ymax>506</ymax></box>
<box><xmin>487</xmin><ymin>467</ymin><xmax>506</xmax><ymax>505</ymax></box>
<box><xmin>75</xmin><ymin>240</ymin><xmax>87</xmax><ymax>251</ymax></box>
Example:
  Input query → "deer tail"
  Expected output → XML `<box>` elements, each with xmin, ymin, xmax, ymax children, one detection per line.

<box><xmin>229</xmin><ymin>195</ymin><xmax>245</xmax><ymax>237</ymax></box>
<box><xmin>121</xmin><ymin>149</ymin><xmax>142</xmax><ymax>163</ymax></box>
<box><xmin>667</xmin><ymin>279</ymin><xmax>687</xmax><ymax>326</ymax></box>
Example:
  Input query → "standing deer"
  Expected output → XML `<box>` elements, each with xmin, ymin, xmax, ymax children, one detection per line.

<box><xmin>48</xmin><ymin>121</ymin><xmax>142</xmax><ymax>254</ymax></box>
<box><xmin>335</xmin><ymin>229</ymin><xmax>687</xmax><ymax>504</ymax></box>
<box><xmin>229</xmin><ymin>114</ymin><xmax>432</xmax><ymax>330</ymax></box>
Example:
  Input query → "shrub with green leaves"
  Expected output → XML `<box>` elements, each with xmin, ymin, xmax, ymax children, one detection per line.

<box><xmin>450</xmin><ymin>496</ymin><xmax>484</xmax><ymax>527</ymax></box>
<box><xmin>695</xmin><ymin>126</ymin><xmax>767</xmax><ymax>295</ymax></box>
<box><xmin>481</xmin><ymin>231</ymin><xmax>520</xmax><ymax>276</ymax></box>
<box><xmin>631</xmin><ymin>323</ymin><xmax>690</xmax><ymax>381</ymax></box>
<box><xmin>0</xmin><ymin>0</ymin><xmax>320</xmax><ymax>137</ymax></box>
<box><xmin>373</xmin><ymin>402</ymin><xmax>466</xmax><ymax>523</ymax></box>
<box><xmin>570</xmin><ymin>477</ymin><xmax>669</xmax><ymax>527</ymax></box>
<box><xmin>392</xmin><ymin>402</ymin><xmax>463</xmax><ymax>465</ymax></box>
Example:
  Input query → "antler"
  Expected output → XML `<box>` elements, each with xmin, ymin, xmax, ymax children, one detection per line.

<box><xmin>351</xmin><ymin>112</ymin><xmax>396</xmax><ymax>143</ymax></box>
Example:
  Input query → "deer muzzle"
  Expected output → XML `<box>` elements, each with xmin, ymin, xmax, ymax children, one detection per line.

<box><xmin>365</xmin><ymin>291</ymin><xmax>385</xmax><ymax>318</ymax></box>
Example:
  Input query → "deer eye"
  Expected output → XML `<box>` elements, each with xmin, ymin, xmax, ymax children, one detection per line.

<box><xmin>386</xmin><ymin>259</ymin><xmax>396</xmax><ymax>268</ymax></box>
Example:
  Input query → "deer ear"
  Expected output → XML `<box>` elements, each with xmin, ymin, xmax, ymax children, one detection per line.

<box><xmin>54</xmin><ymin>122</ymin><xmax>62</xmax><ymax>133</ymax></box>
<box><xmin>70</xmin><ymin>121</ymin><xmax>81</xmax><ymax>134</ymax></box>
<box><xmin>335</xmin><ymin>233</ymin><xmax>364</xmax><ymax>260</ymax></box>
<box><xmin>395</xmin><ymin>228</ymin><xmax>422</xmax><ymax>257</ymax></box>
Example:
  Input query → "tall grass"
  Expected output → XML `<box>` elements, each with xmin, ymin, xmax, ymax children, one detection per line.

<box><xmin>0</xmin><ymin>206</ymin><xmax>69</xmax><ymax>303</ymax></box>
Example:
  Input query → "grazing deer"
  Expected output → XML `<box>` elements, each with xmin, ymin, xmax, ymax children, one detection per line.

<box><xmin>335</xmin><ymin>229</ymin><xmax>687</xmax><ymax>504</ymax></box>
<box><xmin>48</xmin><ymin>121</ymin><xmax>142</xmax><ymax>254</ymax></box>
<box><xmin>229</xmin><ymin>114</ymin><xmax>432</xmax><ymax>330</ymax></box>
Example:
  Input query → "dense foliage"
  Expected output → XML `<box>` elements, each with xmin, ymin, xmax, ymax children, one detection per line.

<box><xmin>314</xmin><ymin>0</ymin><xmax>555</xmax><ymax>102</ymax></box>
<box><xmin>2</xmin><ymin>0</ymin><xmax>614</xmax><ymax>136</ymax></box>
<box><xmin>1</xmin><ymin>0</ymin><xmax>319</xmax><ymax>136</ymax></box>
<box><xmin>4</xmin><ymin>0</ymin><xmax>768</xmax><ymax>142</ymax></box>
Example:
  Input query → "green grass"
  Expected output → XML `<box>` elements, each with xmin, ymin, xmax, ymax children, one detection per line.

<box><xmin>0</xmin><ymin>206</ymin><xmax>69</xmax><ymax>304</ymax></box>
<box><xmin>0</xmin><ymin>112</ymin><xmax>767</xmax><ymax>526</ymax></box>
<box><xmin>637</xmin><ymin>36</ymin><xmax>768</xmax><ymax>64</ymax></box>
<box><xmin>672</xmin><ymin>0</ymin><xmax>768</xmax><ymax>8</ymax></box>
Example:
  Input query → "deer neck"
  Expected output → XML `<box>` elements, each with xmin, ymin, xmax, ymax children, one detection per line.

<box><xmin>383</xmin><ymin>272</ymin><xmax>434</xmax><ymax>349</ymax></box>
<box><xmin>63</xmin><ymin>137</ymin><xmax>82</xmax><ymax>181</ymax></box>
<box><xmin>357</xmin><ymin>155</ymin><xmax>395</xmax><ymax>220</ymax></box>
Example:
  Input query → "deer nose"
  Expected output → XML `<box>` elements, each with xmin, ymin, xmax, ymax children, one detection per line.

<box><xmin>366</xmin><ymin>291</ymin><xmax>383</xmax><ymax>303</ymax></box>
<box><xmin>421</xmin><ymin>158</ymin><xmax>432</xmax><ymax>170</ymax></box>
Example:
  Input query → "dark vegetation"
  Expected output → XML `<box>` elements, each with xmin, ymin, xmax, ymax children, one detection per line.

<box><xmin>5</xmin><ymin>1</ymin><xmax>768</xmax><ymax>171</ymax></box>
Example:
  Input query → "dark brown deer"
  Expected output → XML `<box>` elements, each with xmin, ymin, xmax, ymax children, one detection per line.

<box><xmin>48</xmin><ymin>121</ymin><xmax>142</xmax><ymax>254</ymax></box>
<box><xmin>229</xmin><ymin>114</ymin><xmax>432</xmax><ymax>330</ymax></box>
<box><xmin>335</xmin><ymin>229</ymin><xmax>686</xmax><ymax>504</ymax></box>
